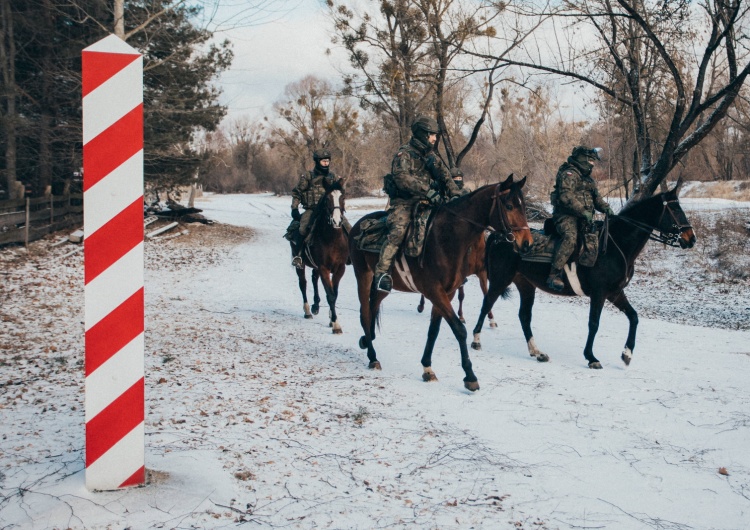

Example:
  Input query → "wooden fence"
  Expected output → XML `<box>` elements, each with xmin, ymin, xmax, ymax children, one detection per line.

<box><xmin>0</xmin><ymin>194</ymin><xmax>83</xmax><ymax>247</ymax></box>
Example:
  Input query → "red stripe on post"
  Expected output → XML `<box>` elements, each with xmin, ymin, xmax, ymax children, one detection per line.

<box><xmin>120</xmin><ymin>466</ymin><xmax>146</xmax><ymax>488</ymax></box>
<box><xmin>85</xmin><ymin>288</ymin><xmax>144</xmax><ymax>376</ymax></box>
<box><xmin>82</xmin><ymin>52</ymin><xmax>140</xmax><ymax>97</ymax></box>
<box><xmin>83</xmin><ymin>104</ymin><xmax>143</xmax><ymax>191</ymax></box>
<box><xmin>86</xmin><ymin>378</ymin><xmax>145</xmax><ymax>466</ymax></box>
<box><xmin>84</xmin><ymin>198</ymin><xmax>144</xmax><ymax>284</ymax></box>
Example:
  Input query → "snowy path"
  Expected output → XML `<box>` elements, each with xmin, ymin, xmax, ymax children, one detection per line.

<box><xmin>0</xmin><ymin>192</ymin><xmax>748</xmax><ymax>529</ymax></box>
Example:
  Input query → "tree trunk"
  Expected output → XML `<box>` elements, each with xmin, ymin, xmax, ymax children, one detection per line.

<box><xmin>1</xmin><ymin>0</ymin><xmax>18</xmax><ymax>198</ymax></box>
<box><xmin>114</xmin><ymin>0</ymin><xmax>125</xmax><ymax>38</ymax></box>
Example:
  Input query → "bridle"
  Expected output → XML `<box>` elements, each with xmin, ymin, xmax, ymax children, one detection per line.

<box><xmin>442</xmin><ymin>182</ymin><xmax>530</xmax><ymax>243</ymax></box>
<box><xmin>611</xmin><ymin>198</ymin><xmax>692</xmax><ymax>247</ymax></box>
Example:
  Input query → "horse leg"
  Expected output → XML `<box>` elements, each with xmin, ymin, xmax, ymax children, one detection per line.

<box><xmin>417</xmin><ymin>294</ymin><xmax>425</xmax><ymax>313</ymax></box>
<box><xmin>470</xmin><ymin>279</ymin><xmax>507</xmax><ymax>351</ymax></box>
<box><xmin>478</xmin><ymin>271</ymin><xmax>497</xmax><ymax>328</ymax></box>
<box><xmin>608</xmin><ymin>290</ymin><xmax>638</xmax><ymax>366</ymax></box>
<box><xmin>420</xmin><ymin>308</ymin><xmax>443</xmax><ymax>382</ymax></box>
<box><xmin>356</xmin><ymin>270</ymin><xmax>381</xmax><ymax>369</ymax></box>
<box><xmin>324</xmin><ymin>264</ymin><xmax>346</xmax><ymax>334</ymax></box>
<box><xmin>296</xmin><ymin>266</ymin><xmax>313</xmax><ymax>319</ymax></box>
<box><xmin>311</xmin><ymin>268</ymin><xmax>321</xmax><ymax>315</ymax></box>
<box><xmin>457</xmin><ymin>286</ymin><xmax>465</xmax><ymax>323</ymax></box>
<box><xmin>516</xmin><ymin>278</ymin><xmax>549</xmax><ymax>362</ymax></box>
<box><xmin>431</xmin><ymin>291</ymin><xmax>479</xmax><ymax>391</ymax></box>
<box><xmin>583</xmin><ymin>293</ymin><xmax>606</xmax><ymax>369</ymax></box>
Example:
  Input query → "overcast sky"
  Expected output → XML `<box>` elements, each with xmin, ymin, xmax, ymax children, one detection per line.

<box><xmin>210</xmin><ymin>0</ymin><xmax>349</xmax><ymax>124</ymax></box>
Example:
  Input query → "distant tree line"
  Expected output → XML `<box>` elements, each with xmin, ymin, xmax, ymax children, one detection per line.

<box><xmin>3</xmin><ymin>0</ymin><xmax>750</xmax><ymax>204</ymax></box>
<box><xmin>201</xmin><ymin>0</ymin><xmax>750</xmax><ymax>204</ymax></box>
<box><xmin>1</xmin><ymin>0</ymin><xmax>231</xmax><ymax>199</ymax></box>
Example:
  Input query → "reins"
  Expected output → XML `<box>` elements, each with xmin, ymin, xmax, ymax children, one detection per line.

<box><xmin>440</xmin><ymin>183</ymin><xmax>529</xmax><ymax>242</ymax></box>
<box><xmin>609</xmin><ymin>199</ymin><xmax>690</xmax><ymax>248</ymax></box>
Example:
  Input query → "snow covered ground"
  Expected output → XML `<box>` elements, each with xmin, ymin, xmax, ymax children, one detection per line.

<box><xmin>1</xmin><ymin>192</ymin><xmax>749</xmax><ymax>529</ymax></box>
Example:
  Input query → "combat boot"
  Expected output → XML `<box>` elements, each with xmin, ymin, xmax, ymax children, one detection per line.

<box><xmin>546</xmin><ymin>267</ymin><xmax>565</xmax><ymax>291</ymax></box>
<box><xmin>373</xmin><ymin>272</ymin><xmax>392</xmax><ymax>292</ymax></box>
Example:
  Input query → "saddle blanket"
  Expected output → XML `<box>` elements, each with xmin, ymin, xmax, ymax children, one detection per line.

<box><xmin>353</xmin><ymin>206</ymin><xmax>432</xmax><ymax>257</ymax></box>
<box><xmin>521</xmin><ymin>228</ymin><xmax>600</xmax><ymax>267</ymax></box>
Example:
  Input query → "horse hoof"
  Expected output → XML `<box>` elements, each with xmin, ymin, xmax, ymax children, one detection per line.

<box><xmin>368</xmin><ymin>361</ymin><xmax>381</xmax><ymax>370</ymax></box>
<box><xmin>464</xmin><ymin>380</ymin><xmax>480</xmax><ymax>392</ymax></box>
<box><xmin>489</xmin><ymin>321</ymin><xmax>498</xmax><ymax>328</ymax></box>
<box><xmin>328</xmin><ymin>322</ymin><xmax>333</xmax><ymax>327</ymax></box>
<box><xmin>471</xmin><ymin>342</ymin><xmax>481</xmax><ymax>351</ymax></box>
<box><xmin>332</xmin><ymin>328</ymin><xmax>343</xmax><ymax>335</ymax></box>
<box><xmin>621</xmin><ymin>348</ymin><xmax>632</xmax><ymax>366</ymax></box>
<box><xmin>311</xmin><ymin>306</ymin><xmax>319</xmax><ymax>315</ymax></box>
<box><xmin>536</xmin><ymin>354</ymin><xmax>550</xmax><ymax>363</ymax></box>
<box><xmin>459</xmin><ymin>316</ymin><xmax>466</xmax><ymax>323</ymax></box>
<box><xmin>304</xmin><ymin>314</ymin><xmax>313</xmax><ymax>319</ymax></box>
<box><xmin>422</xmin><ymin>371</ymin><xmax>438</xmax><ymax>382</ymax></box>
<box><xmin>359</xmin><ymin>336</ymin><xmax>367</xmax><ymax>349</ymax></box>
<box><xmin>589</xmin><ymin>362</ymin><xmax>603</xmax><ymax>369</ymax></box>
<box><xmin>417</xmin><ymin>306</ymin><xmax>424</xmax><ymax>313</ymax></box>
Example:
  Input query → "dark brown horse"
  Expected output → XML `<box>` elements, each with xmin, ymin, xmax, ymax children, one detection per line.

<box><xmin>471</xmin><ymin>180</ymin><xmax>696</xmax><ymax>368</ymax></box>
<box><xmin>292</xmin><ymin>179</ymin><xmax>349</xmax><ymax>333</ymax></box>
<box><xmin>348</xmin><ymin>175</ymin><xmax>533</xmax><ymax>391</ymax></box>
<box><xmin>417</xmin><ymin>233</ymin><xmax>498</xmax><ymax>326</ymax></box>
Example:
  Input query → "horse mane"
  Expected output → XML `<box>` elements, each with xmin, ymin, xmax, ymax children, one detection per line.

<box><xmin>617</xmin><ymin>189</ymin><xmax>673</xmax><ymax>218</ymax></box>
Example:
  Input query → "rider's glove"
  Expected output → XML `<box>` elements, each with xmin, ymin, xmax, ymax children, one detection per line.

<box><xmin>582</xmin><ymin>211</ymin><xmax>593</xmax><ymax>223</ymax></box>
<box><xmin>291</xmin><ymin>208</ymin><xmax>301</xmax><ymax>221</ymax></box>
<box><xmin>426</xmin><ymin>189</ymin><xmax>442</xmax><ymax>205</ymax></box>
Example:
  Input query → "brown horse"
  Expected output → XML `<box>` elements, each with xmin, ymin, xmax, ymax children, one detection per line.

<box><xmin>348</xmin><ymin>175</ymin><xmax>533</xmax><ymax>391</ymax></box>
<box><xmin>292</xmin><ymin>179</ymin><xmax>349</xmax><ymax>333</ymax></box>
<box><xmin>471</xmin><ymin>180</ymin><xmax>696</xmax><ymax>368</ymax></box>
<box><xmin>417</xmin><ymin>233</ymin><xmax>498</xmax><ymax>327</ymax></box>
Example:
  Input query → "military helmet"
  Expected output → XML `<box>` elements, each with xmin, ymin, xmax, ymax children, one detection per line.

<box><xmin>313</xmin><ymin>149</ymin><xmax>331</xmax><ymax>161</ymax></box>
<box><xmin>411</xmin><ymin>116</ymin><xmax>440</xmax><ymax>136</ymax></box>
<box><xmin>571</xmin><ymin>146</ymin><xmax>603</xmax><ymax>161</ymax></box>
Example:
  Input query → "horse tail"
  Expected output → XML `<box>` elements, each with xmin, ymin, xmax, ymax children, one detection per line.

<box><xmin>369</xmin><ymin>292</ymin><xmax>383</xmax><ymax>333</ymax></box>
<box><xmin>499</xmin><ymin>286</ymin><xmax>511</xmax><ymax>300</ymax></box>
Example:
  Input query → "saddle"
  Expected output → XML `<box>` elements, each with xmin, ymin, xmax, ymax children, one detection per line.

<box><xmin>521</xmin><ymin>219</ymin><xmax>603</xmax><ymax>267</ymax></box>
<box><xmin>353</xmin><ymin>203</ymin><xmax>435</xmax><ymax>257</ymax></box>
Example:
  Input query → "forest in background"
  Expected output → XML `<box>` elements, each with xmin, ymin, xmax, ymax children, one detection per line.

<box><xmin>3</xmin><ymin>0</ymin><xmax>750</xmax><ymax>204</ymax></box>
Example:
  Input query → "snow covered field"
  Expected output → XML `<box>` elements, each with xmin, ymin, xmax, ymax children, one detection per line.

<box><xmin>1</xmin><ymin>192</ymin><xmax>749</xmax><ymax>529</ymax></box>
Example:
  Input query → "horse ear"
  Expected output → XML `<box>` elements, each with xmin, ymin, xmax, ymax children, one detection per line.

<box><xmin>670</xmin><ymin>177</ymin><xmax>684</xmax><ymax>196</ymax></box>
<box><xmin>517</xmin><ymin>176</ymin><xmax>528</xmax><ymax>188</ymax></box>
<box><xmin>501</xmin><ymin>173</ymin><xmax>514</xmax><ymax>187</ymax></box>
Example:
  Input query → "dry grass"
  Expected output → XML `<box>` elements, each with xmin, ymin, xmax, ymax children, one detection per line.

<box><xmin>681</xmin><ymin>180</ymin><xmax>750</xmax><ymax>202</ymax></box>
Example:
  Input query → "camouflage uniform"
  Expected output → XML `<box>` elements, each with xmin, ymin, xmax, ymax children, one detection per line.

<box><xmin>373</xmin><ymin>116</ymin><xmax>462</xmax><ymax>291</ymax></box>
<box><xmin>548</xmin><ymin>146</ymin><xmax>614</xmax><ymax>289</ymax></box>
<box><xmin>290</xmin><ymin>149</ymin><xmax>348</xmax><ymax>267</ymax></box>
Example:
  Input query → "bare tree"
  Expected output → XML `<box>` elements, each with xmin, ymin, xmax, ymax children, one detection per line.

<box><xmin>475</xmin><ymin>0</ymin><xmax>750</xmax><ymax>202</ymax></box>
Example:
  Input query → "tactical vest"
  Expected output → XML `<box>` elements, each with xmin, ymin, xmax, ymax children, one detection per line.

<box><xmin>301</xmin><ymin>170</ymin><xmax>335</xmax><ymax>209</ymax></box>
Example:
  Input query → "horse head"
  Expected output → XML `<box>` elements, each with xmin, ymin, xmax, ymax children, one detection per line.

<box><xmin>491</xmin><ymin>174</ymin><xmax>533</xmax><ymax>253</ymax></box>
<box><xmin>322</xmin><ymin>177</ymin><xmax>346</xmax><ymax>229</ymax></box>
<box><xmin>659</xmin><ymin>177</ymin><xmax>696</xmax><ymax>249</ymax></box>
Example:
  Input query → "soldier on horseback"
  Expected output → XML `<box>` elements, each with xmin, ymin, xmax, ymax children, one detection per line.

<box><xmin>372</xmin><ymin>116</ymin><xmax>463</xmax><ymax>292</ymax></box>
<box><xmin>547</xmin><ymin>145</ymin><xmax>615</xmax><ymax>291</ymax></box>
<box><xmin>290</xmin><ymin>149</ymin><xmax>348</xmax><ymax>269</ymax></box>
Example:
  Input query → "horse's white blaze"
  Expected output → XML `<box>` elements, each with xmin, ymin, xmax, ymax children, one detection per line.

<box><xmin>622</xmin><ymin>347</ymin><xmax>633</xmax><ymax>362</ymax></box>
<box><xmin>563</xmin><ymin>263</ymin><xmax>585</xmax><ymax>297</ymax></box>
<box><xmin>528</xmin><ymin>337</ymin><xmax>542</xmax><ymax>356</ymax></box>
<box><xmin>303</xmin><ymin>303</ymin><xmax>312</xmax><ymax>316</ymax></box>
<box><xmin>331</xmin><ymin>190</ymin><xmax>342</xmax><ymax>227</ymax></box>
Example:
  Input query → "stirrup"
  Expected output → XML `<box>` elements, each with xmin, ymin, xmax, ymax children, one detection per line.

<box><xmin>373</xmin><ymin>273</ymin><xmax>392</xmax><ymax>292</ymax></box>
<box><xmin>292</xmin><ymin>255</ymin><xmax>303</xmax><ymax>269</ymax></box>
<box><xmin>546</xmin><ymin>273</ymin><xmax>564</xmax><ymax>292</ymax></box>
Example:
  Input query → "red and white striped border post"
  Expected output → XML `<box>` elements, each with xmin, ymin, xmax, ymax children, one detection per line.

<box><xmin>82</xmin><ymin>34</ymin><xmax>145</xmax><ymax>490</ymax></box>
